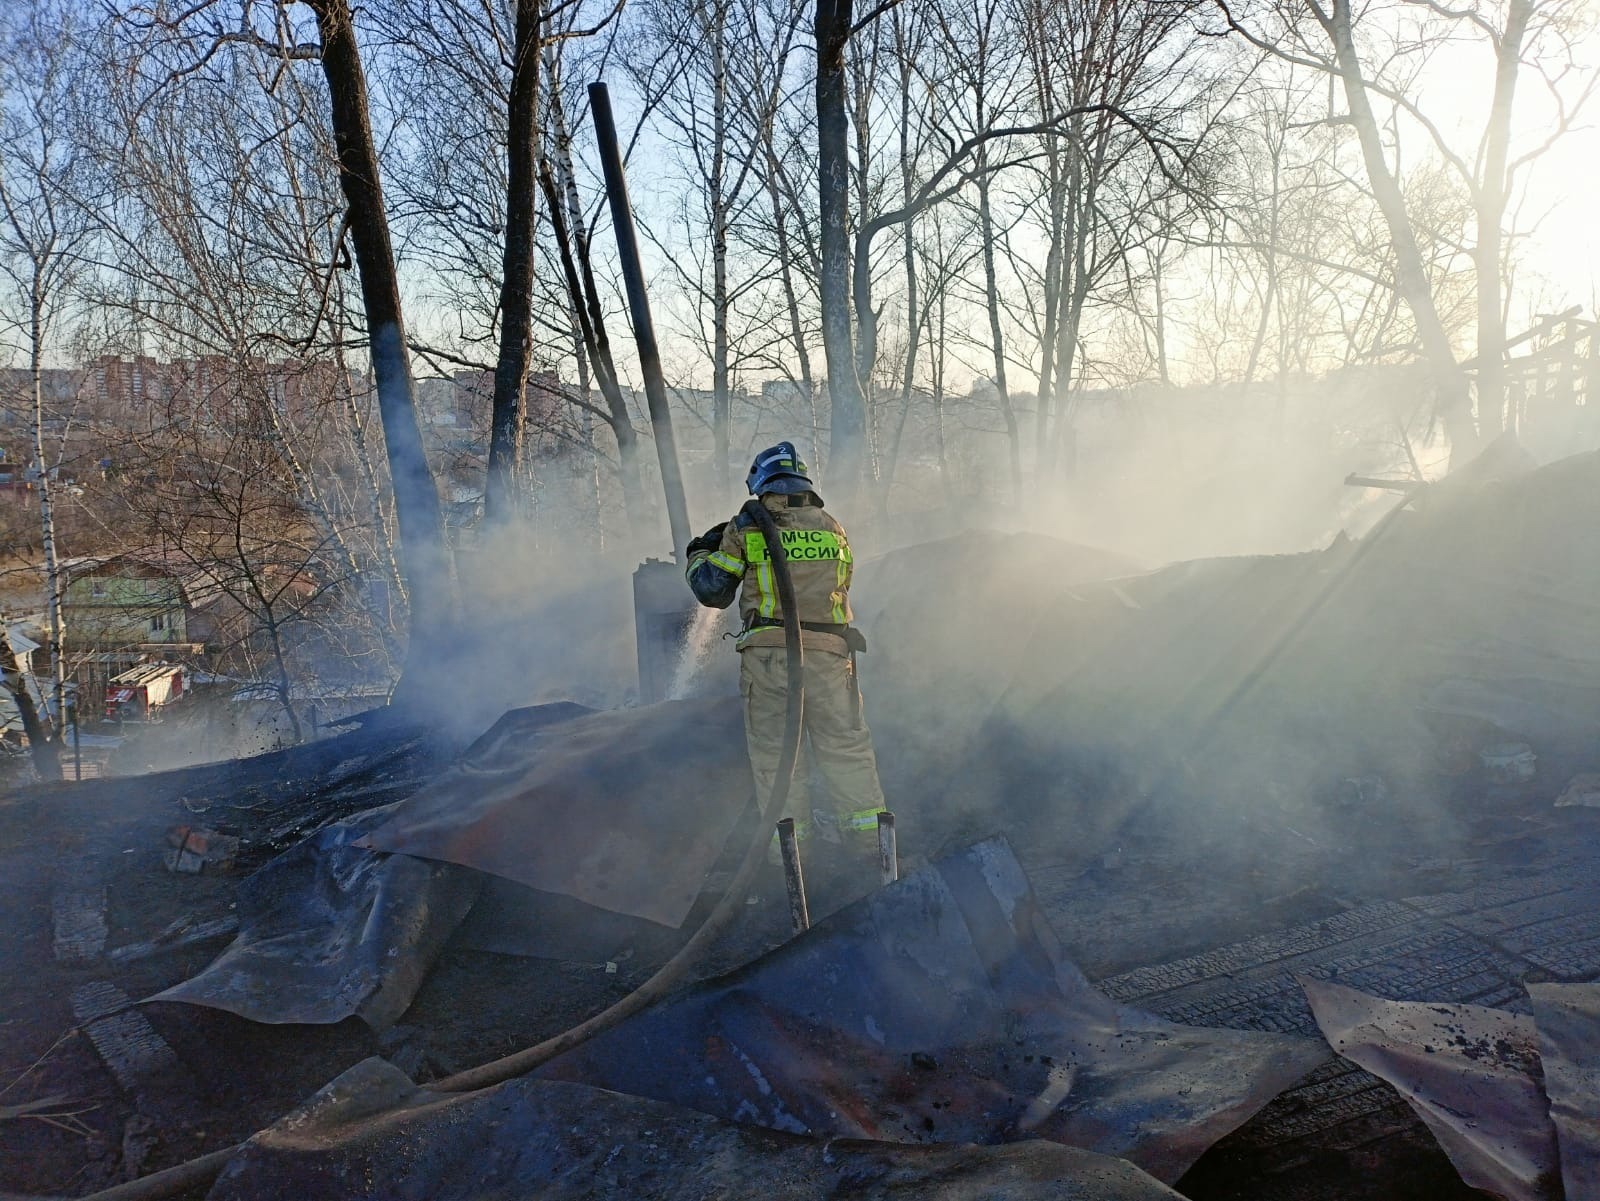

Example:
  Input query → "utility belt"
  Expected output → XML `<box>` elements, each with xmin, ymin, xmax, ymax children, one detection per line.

<box><xmin>743</xmin><ymin>617</ymin><xmax>867</xmax><ymax>723</ymax></box>
<box><xmin>744</xmin><ymin>616</ymin><xmax>867</xmax><ymax>654</ymax></box>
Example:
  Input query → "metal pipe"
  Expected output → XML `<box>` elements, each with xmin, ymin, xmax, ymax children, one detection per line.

<box><xmin>877</xmin><ymin>811</ymin><xmax>897</xmax><ymax>885</ymax></box>
<box><xmin>776</xmin><ymin>817</ymin><xmax>810</xmax><ymax>934</ymax></box>
<box><xmin>588</xmin><ymin>81</ymin><xmax>693</xmax><ymax>561</ymax></box>
<box><xmin>63</xmin><ymin>1146</ymin><xmax>238</xmax><ymax>1201</ymax></box>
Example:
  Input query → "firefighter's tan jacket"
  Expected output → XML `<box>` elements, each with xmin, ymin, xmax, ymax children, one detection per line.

<box><xmin>685</xmin><ymin>492</ymin><xmax>855</xmax><ymax>655</ymax></box>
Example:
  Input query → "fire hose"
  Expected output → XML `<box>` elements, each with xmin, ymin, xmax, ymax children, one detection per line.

<box><xmin>69</xmin><ymin>498</ymin><xmax>807</xmax><ymax>1200</ymax></box>
<box><xmin>431</xmin><ymin>497</ymin><xmax>803</xmax><ymax>1091</ymax></box>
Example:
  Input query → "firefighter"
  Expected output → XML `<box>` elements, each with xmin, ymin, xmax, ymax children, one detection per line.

<box><xmin>685</xmin><ymin>441</ymin><xmax>887</xmax><ymax>859</ymax></box>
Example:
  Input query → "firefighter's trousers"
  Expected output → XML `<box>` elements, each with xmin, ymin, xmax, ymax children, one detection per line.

<box><xmin>740</xmin><ymin>644</ymin><xmax>886</xmax><ymax>847</ymax></box>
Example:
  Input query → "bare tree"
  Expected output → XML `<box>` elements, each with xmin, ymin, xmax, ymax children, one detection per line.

<box><xmin>298</xmin><ymin>0</ymin><xmax>454</xmax><ymax>683</ymax></box>
<box><xmin>815</xmin><ymin>0</ymin><xmax>872</xmax><ymax>494</ymax></box>
<box><xmin>0</xmin><ymin>3</ymin><xmax>92</xmax><ymax>745</ymax></box>
<box><xmin>739</xmin><ymin>0</ymin><xmax>821</xmax><ymax>458</ymax></box>
<box><xmin>68</xmin><ymin>4</ymin><xmax>422</xmax><ymax>720</ymax></box>
<box><xmin>930</xmin><ymin>0</ymin><xmax>1028</xmax><ymax>496</ymax></box>
<box><xmin>626</xmin><ymin>0</ymin><xmax>780</xmax><ymax>488</ymax></box>
<box><xmin>125</xmin><ymin>392</ymin><xmax>356</xmax><ymax>742</ymax></box>
<box><xmin>1218</xmin><ymin>0</ymin><xmax>1596</xmax><ymax>458</ymax></box>
<box><xmin>1015</xmin><ymin>0</ymin><xmax>1203</xmax><ymax>475</ymax></box>
<box><xmin>483</xmin><ymin>0</ymin><xmax>545</xmax><ymax>526</ymax></box>
<box><xmin>539</xmin><ymin>50</ymin><xmax>648</xmax><ymax>522</ymax></box>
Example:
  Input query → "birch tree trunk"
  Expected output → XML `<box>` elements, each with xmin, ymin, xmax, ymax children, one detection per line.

<box><xmin>894</xmin><ymin>14</ymin><xmax>919</xmax><ymax>499</ymax></box>
<box><xmin>1033</xmin><ymin>160</ymin><xmax>1065</xmax><ymax>474</ymax></box>
<box><xmin>710</xmin><ymin>0</ymin><xmax>732</xmax><ymax>491</ymax></box>
<box><xmin>1024</xmin><ymin>2</ymin><xmax>1064</xmax><ymax>473</ymax></box>
<box><xmin>333</xmin><ymin>337</ymin><xmax>408</xmax><ymax>614</ymax></box>
<box><xmin>1150</xmin><ymin>240</ymin><xmax>1172</xmax><ymax>387</ymax></box>
<box><xmin>849</xmin><ymin>33</ymin><xmax>881</xmax><ymax>480</ymax></box>
<box><xmin>1243</xmin><ymin>141</ymin><xmax>1282</xmax><ymax>386</ymax></box>
<box><xmin>543</xmin><ymin>56</ymin><xmax>646</xmax><ymax>521</ymax></box>
<box><xmin>762</xmin><ymin>136</ymin><xmax>816</xmax><ymax>442</ymax></box>
<box><xmin>1041</xmin><ymin>111</ymin><xmax>1085</xmax><ymax>477</ymax></box>
<box><xmin>977</xmin><ymin>165</ymin><xmax>1020</xmax><ymax>498</ymax></box>
<box><xmin>27</xmin><ymin>271</ymin><xmax>65</xmax><ymax>729</ymax></box>
<box><xmin>933</xmin><ymin>281</ymin><xmax>949</xmax><ymax>485</ymax></box>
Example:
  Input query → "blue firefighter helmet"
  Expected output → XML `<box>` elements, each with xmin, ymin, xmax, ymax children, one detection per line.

<box><xmin>746</xmin><ymin>441</ymin><xmax>814</xmax><ymax>496</ymax></box>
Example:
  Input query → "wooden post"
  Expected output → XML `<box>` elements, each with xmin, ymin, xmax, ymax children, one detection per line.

<box><xmin>777</xmin><ymin>818</ymin><xmax>810</xmax><ymax>934</ymax></box>
<box><xmin>588</xmin><ymin>82</ymin><xmax>693</xmax><ymax>561</ymax></box>
<box><xmin>877</xmin><ymin>811</ymin><xmax>898</xmax><ymax>885</ymax></box>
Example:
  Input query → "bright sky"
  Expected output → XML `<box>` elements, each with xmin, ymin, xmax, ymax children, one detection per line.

<box><xmin>1417</xmin><ymin>22</ymin><xmax>1600</xmax><ymax>320</ymax></box>
<box><xmin>1512</xmin><ymin>130</ymin><xmax>1600</xmax><ymax>313</ymax></box>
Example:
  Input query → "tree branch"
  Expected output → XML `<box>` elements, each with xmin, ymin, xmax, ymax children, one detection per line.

<box><xmin>849</xmin><ymin>0</ymin><xmax>905</xmax><ymax>36</ymax></box>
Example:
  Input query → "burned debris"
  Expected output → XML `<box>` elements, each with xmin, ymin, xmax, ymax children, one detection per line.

<box><xmin>4</xmin><ymin>0</ymin><xmax>1599</xmax><ymax>1192</ymax></box>
<box><xmin>0</xmin><ymin>446</ymin><xmax>1597</xmax><ymax>1200</ymax></box>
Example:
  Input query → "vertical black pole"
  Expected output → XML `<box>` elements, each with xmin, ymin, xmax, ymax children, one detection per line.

<box><xmin>71</xmin><ymin>699</ymin><xmax>80</xmax><ymax>782</ymax></box>
<box><xmin>877</xmin><ymin>810</ymin><xmax>897</xmax><ymax>884</ymax></box>
<box><xmin>588</xmin><ymin>81</ymin><xmax>693</xmax><ymax>561</ymax></box>
<box><xmin>777</xmin><ymin>817</ymin><xmax>810</xmax><ymax>934</ymax></box>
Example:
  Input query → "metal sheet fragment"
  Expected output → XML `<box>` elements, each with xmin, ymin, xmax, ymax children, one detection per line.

<box><xmin>205</xmin><ymin>1057</ymin><xmax>1186</xmax><ymax>1201</ymax></box>
<box><xmin>151</xmin><ymin>803</ymin><xmax>482</xmax><ymax>1029</ymax></box>
<box><xmin>1527</xmin><ymin>982</ymin><xmax>1600</xmax><ymax>1199</ymax></box>
<box><xmin>540</xmin><ymin>838</ymin><xmax>1326</xmax><ymax>1184</ymax></box>
<box><xmin>1302</xmin><ymin>976</ymin><xmax>1561</xmax><ymax>1201</ymax></box>
<box><xmin>360</xmin><ymin>697</ymin><xmax>752</xmax><ymax>928</ymax></box>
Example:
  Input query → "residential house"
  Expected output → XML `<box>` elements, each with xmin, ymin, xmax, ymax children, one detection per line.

<box><xmin>60</xmin><ymin>554</ymin><xmax>204</xmax><ymax>716</ymax></box>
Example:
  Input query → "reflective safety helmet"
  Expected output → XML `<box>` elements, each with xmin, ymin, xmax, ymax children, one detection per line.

<box><xmin>746</xmin><ymin>441</ymin><xmax>814</xmax><ymax>496</ymax></box>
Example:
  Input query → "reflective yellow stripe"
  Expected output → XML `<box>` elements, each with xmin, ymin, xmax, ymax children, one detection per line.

<box><xmin>842</xmin><ymin>807</ymin><xmax>886</xmax><ymax>831</ymax></box>
<box><xmin>755</xmin><ymin>560</ymin><xmax>775</xmax><ymax>618</ymax></box>
<box><xmin>832</xmin><ymin>557</ymin><xmax>847</xmax><ymax>623</ymax></box>
<box><xmin>707</xmin><ymin>550</ymin><xmax>745</xmax><ymax>576</ymax></box>
<box><xmin>769</xmin><ymin>817</ymin><xmax>811</xmax><ymax>844</ymax></box>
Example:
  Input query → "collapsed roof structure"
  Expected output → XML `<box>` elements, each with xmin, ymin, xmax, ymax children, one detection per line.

<box><xmin>2</xmin><ymin>441</ymin><xmax>1598</xmax><ymax>1199</ymax></box>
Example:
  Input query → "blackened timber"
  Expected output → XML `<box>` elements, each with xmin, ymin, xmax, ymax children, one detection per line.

<box><xmin>484</xmin><ymin>0</ymin><xmax>541</xmax><ymax>526</ymax></box>
<box><xmin>588</xmin><ymin>82</ymin><xmax>692</xmax><ymax>561</ymax></box>
<box><xmin>306</xmin><ymin>0</ymin><xmax>451</xmax><ymax>659</ymax></box>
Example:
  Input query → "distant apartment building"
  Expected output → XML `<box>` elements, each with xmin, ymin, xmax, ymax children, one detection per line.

<box><xmin>760</xmin><ymin>378</ymin><xmax>813</xmax><ymax>410</ymax></box>
<box><xmin>87</xmin><ymin>355</ymin><xmax>164</xmax><ymax>418</ymax></box>
<box><xmin>74</xmin><ymin>354</ymin><xmax>362</xmax><ymax>428</ymax></box>
<box><xmin>418</xmin><ymin>367</ymin><xmax>567</xmax><ymax>442</ymax></box>
<box><xmin>0</xmin><ymin>366</ymin><xmax>82</xmax><ymax>427</ymax></box>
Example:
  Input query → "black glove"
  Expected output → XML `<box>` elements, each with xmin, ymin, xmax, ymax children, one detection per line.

<box><xmin>686</xmin><ymin>521</ymin><xmax>728</xmax><ymax>557</ymax></box>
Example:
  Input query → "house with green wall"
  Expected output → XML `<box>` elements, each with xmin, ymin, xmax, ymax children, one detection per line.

<box><xmin>61</xmin><ymin>555</ymin><xmax>191</xmax><ymax>649</ymax></box>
